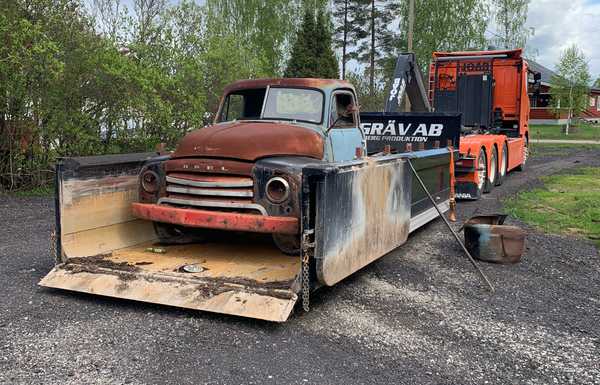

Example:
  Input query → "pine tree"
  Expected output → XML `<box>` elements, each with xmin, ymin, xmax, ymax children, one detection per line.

<box><xmin>352</xmin><ymin>0</ymin><xmax>399</xmax><ymax>95</ymax></box>
<box><xmin>315</xmin><ymin>10</ymin><xmax>340</xmax><ymax>79</ymax></box>
<box><xmin>284</xmin><ymin>9</ymin><xmax>317</xmax><ymax>77</ymax></box>
<box><xmin>284</xmin><ymin>8</ymin><xmax>339</xmax><ymax>79</ymax></box>
<box><xmin>332</xmin><ymin>0</ymin><xmax>369</xmax><ymax>79</ymax></box>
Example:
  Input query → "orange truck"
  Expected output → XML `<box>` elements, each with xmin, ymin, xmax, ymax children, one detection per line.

<box><xmin>429</xmin><ymin>49</ymin><xmax>540</xmax><ymax>199</ymax></box>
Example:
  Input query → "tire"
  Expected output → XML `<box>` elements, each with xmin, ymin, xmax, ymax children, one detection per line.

<box><xmin>516</xmin><ymin>137</ymin><xmax>528</xmax><ymax>171</ymax></box>
<box><xmin>154</xmin><ymin>222</ymin><xmax>207</xmax><ymax>244</ymax></box>
<box><xmin>273</xmin><ymin>234</ymin><xmax>300</xmax><ymax>255</ymax></box>
<box><xmin>485</xmin><ymin>147</ymin><xmax>498</xmax><ymax>192</ymax></box>
<box><xmin>476</xmin><ymin>147</ymin><xmax>488</xmax><ymax>196</ymax></box>
<box><xmin>496</xmin><ymin>143</ymin><xmax>508</xmax><ymax>186</ymax></box>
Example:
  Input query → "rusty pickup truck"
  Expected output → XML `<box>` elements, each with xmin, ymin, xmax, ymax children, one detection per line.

<box><xmin>40</xmin><ymin>78</ymin><xmax>459</xmax><ymax>322</ymax></box>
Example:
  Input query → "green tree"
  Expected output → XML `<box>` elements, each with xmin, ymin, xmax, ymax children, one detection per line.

<box><xmin>205</xmin><ymin>0</ymin><xmax>301</xmax><ymax>76</ymax></box>
<box><xmin>332</xmin><ymin>0</ymin><xmax>368</xmax><ymax>79</ymax></box>
<box><xmin>346</xmin><ymin>69</ymin><xmax>385</xmax><ymax>111</ymax></box>
<box><xmin>550</xmin><ymin>45</ymin><xmax>592</xmax><ymax>134</ymax></box>
<box><xmin>493</xmin><ymin>0</ymin><xmax>532</xmax><ymax>50</ymax></box>
<box><xmin>0</xmin><ymin>1</ymin><xmax>63</xmax><ymax>189</ymax></box>
<box><xmin>396</xmin><ymin>0</ymin><xmax>488</xmax><ymax>74</ymax></box>
<box><xmin>285</xmin><ymin>8</ymin><xmax>339</xmax><ymax>78</ymax></box>
<box><xmin>285</xmin><ymin>9</ymin><xmax>318</xmax><ymax>77</ymax></box>
<box><xmin>594</xmin><ymin>77</ymin><xmax>600</xmax><ymax>88</ymax></box>
<box><xmin>352</xmin><ymin>0</ymin><xmax>399</xmax><ymax>95</ymax></box>
<box><xmin>315</xmin><ymin>10</ymin><xmax>340</xmax><ymax>79</ymax></box>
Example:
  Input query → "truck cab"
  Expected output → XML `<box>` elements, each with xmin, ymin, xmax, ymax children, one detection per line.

<box><xmin>214</xmin><ymin>78</ymin><xmax>365</xmax><ymax>162</ymax></box>
<box><xmin>429</xmin><ymin>49</ymin><xmax>535</xmax><ymax>199</ymax></box>
<box><xmin>132</xmin><ymin>78</ymin><xmax>365</xmax><ymax>253</ymax></box>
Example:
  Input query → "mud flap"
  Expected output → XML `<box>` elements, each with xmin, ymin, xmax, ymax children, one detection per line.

<box><xmin>40</xmin><ymin>154</ymin><xmax>300</xmax><ymax>323</ymax></box>
<box><xmin>309</xmin><ymin>156</ymin><xmax>412</xmax><ymax>286</ymax></box>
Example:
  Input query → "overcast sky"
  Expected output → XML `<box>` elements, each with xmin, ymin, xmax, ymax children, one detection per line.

<box><xmin>116</xmin><ymin>0</ymin><xmax>600</xmax><ymax>79</ymax></box>
<box><xmin>524</xmin><ymin>0</ymin><xmax>600</xmax><ymax>77</ymax></box>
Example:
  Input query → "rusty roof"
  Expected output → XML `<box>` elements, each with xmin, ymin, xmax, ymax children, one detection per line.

<box><xmin>223</xmin><ymin>78</ymin><xmax>354</xmax><ymax>94</ymax></box>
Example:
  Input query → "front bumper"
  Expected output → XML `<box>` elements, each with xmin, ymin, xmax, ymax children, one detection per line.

<box><xmin>131</xmin><ymin>203</ymin><xmax>299</xmax><ymax>235</ymax></box>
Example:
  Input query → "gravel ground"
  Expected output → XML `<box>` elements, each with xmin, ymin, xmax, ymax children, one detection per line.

<box><xmin>1</xmin><ymin>146</ymin><xmax>599</xmax><ymax>385</ymax></box>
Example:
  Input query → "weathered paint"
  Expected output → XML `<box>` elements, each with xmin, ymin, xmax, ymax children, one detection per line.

<box><xmin>328</xmin><ymin>128</ymin><xmax>365</xmax><ymax>162</ymax></box>
<box><xmin>221</xmin><ymin>78</ymin><xmax>354</xmax><ymax>97</ymax></box>
<box><xmin>58</xmin><ymin>157</ymin><xmax>157</xmax><ymax>258</ymax></box>
<box><xmin>165</xmin><ymin>158</ymin><xmax>253</xmax><ymax>176</ymax></box>
<box><xmin>40</xmin><ymin>268</ymin><xmax>297</xmax><ymax>323</ymax></box>
<box><xmin>311</xmin><ymin>156</ymin><xmax>412</xmax><ymax>286</ymax></box>
<box><xmin>40</xmin><ymin>154</ymin><xmax>303</xmax><ymax>323</ymax></box>
<box><xmin>173</xmin><ymin>121</ymin><xmax>325</xmax><ymax>161</ymax></box>
<box><xmin>463</xmin><ymin>215</ymin><xmax>526</xmax><ymax>264</ymax></box>
<box><xmin>40</xmin><ymin>239</ymin><xmax>301</xmax><ymax>322</ymax></box>
<box><xmin>132</xmin><ymin>202</ymin><xmax>299</xmax><ymax>235</ymax></box>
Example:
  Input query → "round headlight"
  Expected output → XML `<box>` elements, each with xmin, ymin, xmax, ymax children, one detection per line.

<box><xmin>141</xmin><ymin>170</ymin><xmax>159</xmax><ymax>193</ymax></box>
<box><xmin>265</xmin><ymin>177</ymin><xmax>289</xmax><ymax>203</ymax></box>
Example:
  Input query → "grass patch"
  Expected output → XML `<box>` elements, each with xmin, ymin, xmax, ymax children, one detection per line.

<box><xmin>8</xmin><ymin>185</ymin><xmax>54</xmax><ymax>197</ymax></box>
<box><xmin>529</xmin><ymin>123</ymin><xmax>600</xmax><ymax>141</ymax></box>
<box><xmin>530</xmin><ymin>143</ymin><xmax>600</xmax><ymax>157</ymax></box>
<box><xmin>504</xmin><ymin>167</ymin><xmax>600</xmax><ymax>246</ymax></box>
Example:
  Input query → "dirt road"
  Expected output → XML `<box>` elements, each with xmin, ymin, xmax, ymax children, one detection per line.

<box><xmin>1</xmin><ymin>146</ymin><xmax>599</xmax><ymax>385</ymax></box>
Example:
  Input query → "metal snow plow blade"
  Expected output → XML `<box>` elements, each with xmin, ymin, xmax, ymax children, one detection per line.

<box><xmin>40</xmin><ymin>242</ymin><xmax>299</xmax><ymax>322</ymax></box>
<box><xmin>40</xmin><ymin>153</ymin><xmax>300</xmax><ymax>323</ymax></box>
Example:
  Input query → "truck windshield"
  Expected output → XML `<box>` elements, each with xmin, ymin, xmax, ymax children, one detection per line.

<box><xmin>262</xmin><ymin>88</ymin><xmax>323</xmax><ymax>124</ymax></box>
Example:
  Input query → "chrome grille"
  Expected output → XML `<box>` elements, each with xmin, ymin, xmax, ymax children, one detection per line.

<box><xmin>162</xmin><ymin>172</ymin><xmax>265</xmax><ymax>214</ymax></box>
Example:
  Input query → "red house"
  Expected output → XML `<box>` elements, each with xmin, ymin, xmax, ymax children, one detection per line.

<box><xmin>528</xmin><ymin>60</ymin><xmax>600</xmax><ymax>124</ymax></box>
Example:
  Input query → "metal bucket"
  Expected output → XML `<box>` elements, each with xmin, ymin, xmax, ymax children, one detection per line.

<box><xmin>463</xmin><ymin>214</ymin><xmax>526</xmax><ymax>264</ymax></box>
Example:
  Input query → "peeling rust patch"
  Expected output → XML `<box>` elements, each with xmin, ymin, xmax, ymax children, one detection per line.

<box><xmin>315</xmin><ymin>157</ymin><xmax>412</xmax><ymax>286</ymax></box>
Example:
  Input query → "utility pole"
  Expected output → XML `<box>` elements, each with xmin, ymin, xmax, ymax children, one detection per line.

<box><xmin>342</xmin><ymin>0</ymin><xmax>348</xmax><ymax>79</ymax></box>
<box><xmin>370</xmin><ymin>0</ymin><xmax>375</xmax><ymax>95</ymax></box>
<box><xmin>407</xmin><ymin>0</ymin><xmax>414</xmax><ymax>52</ymax></box>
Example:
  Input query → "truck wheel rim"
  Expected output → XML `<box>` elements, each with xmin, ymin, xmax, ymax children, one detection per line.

<box><xmin>477</xmin><ymin>151</ymin><xmax>486</xmax><ymax>189</ymax></box>
<box><xmin>501</xmin><ymin>147</ymin><xmax>507</xmax><ymax>176</ymax></box>
<box><xmin>489</xmin><ymin>153</ymin><xmax>497</xmax><ymax>183</ymax></box>
<box><xmin>523</xmin><ymin>143</ymin><xmax>529</xmax><ymax>164</ymax></box>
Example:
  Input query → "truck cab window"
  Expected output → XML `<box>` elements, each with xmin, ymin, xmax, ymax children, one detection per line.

<box><xmin>262</xmin><ymin>88</ymin><xmax>323</xmax><ymax>124</ymax></box>
<box><xmin>330</xmin><ymin>92</ymin><xmax>356</xmax><ymax>128</ymax></box>
<box><xmin>219</xmin><ymin>88</ymin><xmax>266</xmax><ymax>122</ymax></box>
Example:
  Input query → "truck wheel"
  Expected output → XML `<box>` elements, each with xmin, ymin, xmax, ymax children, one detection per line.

<box><xmin>484</xmin><ymin>147</ymin><xmax>498</xmax><ymax>192</ymax></box>
<box><xmin>476</xmin><ymin>148</ymin><xmax>488</xmax><ymax>195</ymax></box>
<box><xmin>153</xmin><ymin>222</ymin><xmax>206</xmax><ymax>244</ymax></box>
<box><xmin>495</xmin><ymin>143</ymin><xmax>508</xmax><ymax>186</ymax></box>
<box><xmin>273</xmin><ymin>234</ymin><xmax>300</xmax><ymax>255</ymax></box>
<box><xmin>516</xmin><ymin>137</ymin><xmax>528</xmax><ymax>171</ymax></box>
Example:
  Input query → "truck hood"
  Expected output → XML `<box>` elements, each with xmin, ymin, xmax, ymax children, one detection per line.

<box><xmin>172</xmin><ymin>121</ymin><xmax>324</xmax><ymax>161</ymax></box>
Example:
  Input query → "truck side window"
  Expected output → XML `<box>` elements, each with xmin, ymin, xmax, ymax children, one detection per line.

<box><xmin>219</xmin><ymin>88</ymin><xmax>265</xmax><ymax>122</ymax></box>
<box><xmin>225</xmin><ymin>94</ymin><xmax>244</xmax><ymax>121</ymax></box>
<box><xmin>330</xmin><ymin>92</ymin><xmax>356</xmax><ymax>128</ymax></box>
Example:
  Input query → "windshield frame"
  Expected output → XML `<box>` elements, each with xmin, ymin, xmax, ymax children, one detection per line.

<box><xmin>260</xmin><ymin>86</ymin><xmax>326</xmax><ymax>125</ymax></box>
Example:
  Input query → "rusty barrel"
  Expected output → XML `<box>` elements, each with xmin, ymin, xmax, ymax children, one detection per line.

<box><xmin>463</xmin><ymin>214</ymin><xmax>526</xmax><ymax>264</ymax></box>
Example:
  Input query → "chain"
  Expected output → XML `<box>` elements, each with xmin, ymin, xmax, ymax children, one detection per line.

<box><xmin>301</xmin><ymin>229</ymin><xmax>315</xmax><ymax>312</ymax></box>
<box><xmin>50</xmin><ymin>229</ymin><xmax>59</xmax><ymax>264</ymax></box>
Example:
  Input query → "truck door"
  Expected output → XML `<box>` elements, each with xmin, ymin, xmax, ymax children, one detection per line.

<box><xmin>327</xmin><ymin>90</ymin><xmax>365</xmax><ymax>162</ymax></box>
